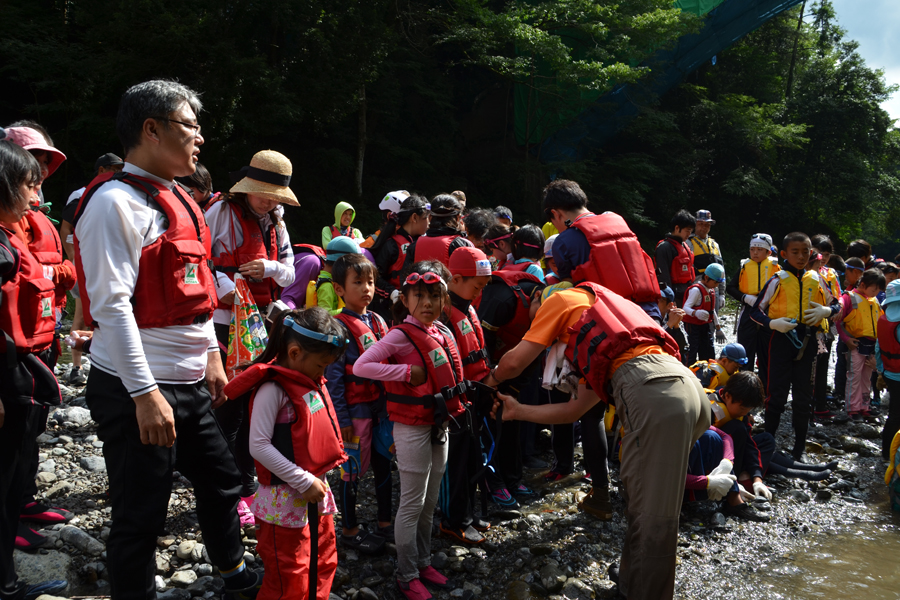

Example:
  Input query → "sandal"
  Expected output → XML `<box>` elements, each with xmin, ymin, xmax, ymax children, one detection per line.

<box><xmin>439</xmin><ymin>523</ymin><xmax>484</xmax><ymax>544</ymax></box>
<box><xmin>341</xmin><ymin>527</ymin><xmax>386</xmax><ymax>554</ymax></box>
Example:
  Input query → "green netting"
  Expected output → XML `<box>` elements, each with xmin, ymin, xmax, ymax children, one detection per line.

<box><xmin>513</xmin><ymin>0</ymin><xmax>727</xmax><ymax>146</ymax></box>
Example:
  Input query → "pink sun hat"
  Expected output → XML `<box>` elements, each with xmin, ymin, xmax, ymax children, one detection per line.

<box><xmin>4</xmin><ymin>127</ymin><xmax>67</xmax><ymax>178</ymax></box>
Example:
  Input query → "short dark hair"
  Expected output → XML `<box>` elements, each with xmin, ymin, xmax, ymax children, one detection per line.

<box><xmin>860</xmin><ymin>268</ymin><xmax>887</xmax><ymax>291</ymax></box>
<box><xmin>117</xmin><ymin>80</ymin><xmax>202</xmax><ymax>154</ymax></box>
<box><xmin>877</xmin><ymin>262</ymin><xmax>900</xmax><ymax>276</ymax></box>
<box><xmin>175</xmin><ymin>162</ymin><xmax>212</xmax><ymax>194</ymax></box>
<box><xmin>722</xmin><ymin>371</ymin><xmax>765</xmax><ymax>409</ymax></box>
<box><xmin>541</xmin><ymin>179</ymin><xmax>588</xmax><ymax>212</ymax></box>
<box><xmin>332</xmin><ymin>253</ymin><xmax>378</xmax><ymax>290</ymax></box>
<box><xmin>483</xmin><ymin>224</ymin><xmax>512</xmax><ymax>250</ymax></box>
<box><xmin>494</xmin><ymin>205</ymin><xmax>513</xmax><ymax>222</ymax></box>
<box><xmin>782</xmin><ymin>231</ymin><xmax>810</xmax><ymax>249</ymax></box>
<box><xmin>810</xmin><ymin>234</ymin><xmax>833</xmax><ymax>254</ymax></box>
<box><xmin>828</xmin><ymin>254</ymin><xmax>846</xmax><ymax>272</ymax></box>
<box><xmin>846</xmin><ymin>239</ymin><xmax>872</xmax><ymax>260</ymax></box>
<box><xmin>511</xmin><ymin>224</ymin><xmax>544</xmax><ymax>261</ymax></box>
<box><xmin>0</xmin><ymin>141</ymin><xmax>42</xmax><ymax>214</ymax></box>
<box><xmin>846</xmin><ymin>257</ymin><xmax>865</xmax><ymax>271</ymax></box>
<box><xmin>462</xmin><ymin>208</ymin><xmax>497</xmax><ymax>242</ymax></box>
<box><xmin>670</xmin><ymin>210</ymin><xmax>695</xmax><ymax>231</ymax></box>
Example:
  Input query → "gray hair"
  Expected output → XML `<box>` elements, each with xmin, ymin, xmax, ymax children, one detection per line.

<box><xmin>116</xmin><ymin>80</ymin><xmax>202</xmax><ymax>153</ymax></box>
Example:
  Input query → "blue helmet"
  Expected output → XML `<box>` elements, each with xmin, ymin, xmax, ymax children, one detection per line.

<box><xmin>325</xmin><ymin>237</ymin><xmax>362</xmax><ymax>262</ymax></box>
<box><xmin>704</xmin><ymin>263</ymin><xmax>725</xmax><ymax>283</ymax></box>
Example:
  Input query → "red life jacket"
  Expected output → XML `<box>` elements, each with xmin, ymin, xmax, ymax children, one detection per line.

<box><xmin>877</xmin><ymin>315</ymin><xmax>900</xmax><ymax>373</ymax></box>
<box><xmin>386</xmin><ymin>232</ymin><xmax>413</xmax><ymax>288</ymax></box>
<box><xmin>73</xmin><ymin>171</ymin><xmax>218</xmax><ymax>329</ymax></box>
<box><xmin>501</xmin><ymin>260</ymin><xmax>531</xmax><ymax>273</ymax></box>
<box><xmin>330</xmin><ymin>224</ymin><xmax>353</xmax><ymax>241</ymax></box>
<box><xmin>23</xmin><ymin>209</ymin><xmax>72</xmax><ymax>307</ymax></box>
<box><xmin>210</xmin><ymin>203</ymin><xmax>279</xmax><ymax>307</ymax></box>
<box><xmin>0</xmin><ymin>225</ymin><xmax>56</xmax><ymax>355</ymax></box>
<box><xmin>565</xmin><ymin>282</ymin><xmax>680</xmax><ymax>401</ymax></box>
<box><xmin>545</xmin><ymin>273</ymin><xmax>561</xmax><ymax>285</ymax></box>
<box><xmin>655</xmin><ymin>237</ymin><xmax>696</xmax><ymax>285</ymax></box>
<box><xmin>226</xmin><ymin>362</ymin><xmax>346</xmax><ymax>481</ymax></box>
<box><xmin>449</xmin><ymin>304</ymin><xmax>490</xmax><ymax>381</ymax></box>
<box><xmin>414</xmin><ymin>235</ymin><xmax>457</xmax><ymax>267</ymax></box>
<box><xmin>474</xmin><ymin>271</ymin><xmax>544</xmax><ymax>362</ymax></box>
<box><xmin>335</xmin><ymin>311</ymin><xmax>389</xmax><ymax>405</ymax></box>
<box><xmin>383</xmin><ymin>321</ymin><xmax>467</xmax><ymax>427</ymax></box>
<box><xmin>681</xmin><ymin>283</ymin><xmax>715</xmax><ymax>325</ymax></box>
<box><xmin>568</xmin><ymin>213</ymin><xmax>660</xmax><ymax>303</ymax></box>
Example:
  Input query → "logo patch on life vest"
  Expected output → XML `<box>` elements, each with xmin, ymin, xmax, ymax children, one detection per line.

<box><xmin>681</xmin><ymin>264</ymin><xmax>688</xmax><ymax>272</ymax></box>
<box><xmin>457</xmin><ymin>318</ymin><xmax>473</xmax><ymax>336</ymax></box>
<box><xmin>358</xmin><ymin>332</ymin><xmax>376</xmax><ymax>350</ymax></box>
<box><xmin>184</xmin><ymin>263</ymin><xmax>199</xmax><ymax>285</ymax></box>
<box><xmin>401</xmin><ymin>243</ymin><xmax>410</xmax><ymax>254</ymax></box>
<box><xmin>304</xmin><ymin>391</ymin><xmax>325</xmax><ymax>415</ymax></box>
<box><xmin>40</xmin><ymin>297</ymin><xmax>52</xmax><ymax>318</ymax></box>
<box><xmin>429</xmin><ymin>348</ymin><xmax>449</xmax><ymax>369</ymax></box>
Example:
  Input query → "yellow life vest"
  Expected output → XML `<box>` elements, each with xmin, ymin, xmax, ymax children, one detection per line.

<box><xmin>689</xmin><ymin>235</ymin><xmax>721</xmax><ymax>259</ymax></box>
<box><xmin>767</xmin><ymin>269</ymin><xmax>827</xmax><ymax>323</ymax></box>
<box><xmin>690</xmin><ymin>359</ymin><xmax>730</xmax><ymax>389</ymax></box>
<box><xmin>706</xmin><ymin>391</ymin><xmax>733</xmax><ymax>428</ymax></box>
<box><xmin>819</xmin><ymin>266</ymin><xmax>841</xmax><ymax>299</ymax></box>
<box><xmin>305</xmin><ymin>279</ymin><xmax>345</xmax><ymax>312</ymax></box>
<box><xmin>738</xmin><ymin>257</ymin><xmax>780</xmax><ymax>296</ymax></box>
<box><xmin>842</xmin><ymin>290</ymin><xmax>883</xmax><ymax>339</ymax></box>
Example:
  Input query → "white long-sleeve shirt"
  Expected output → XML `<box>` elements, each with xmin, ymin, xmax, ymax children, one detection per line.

<box><xmin>248</xmin><ymin>381</ymin><xmax>315</xmax><ymax>492</ymax></box>
<box><xmin>74</xmin><ymin>163</ymin><xmax>216</xmax><ymax>397</ymax></box>
<box><xmin>683</xmin><ymin>284</ymin><xmax>720</xmax><ymax>327</ymax></box>
<box><xmin>205</xmin><ymin>201</ymin><xmax>295</xmax><ymax>325</ymax></box>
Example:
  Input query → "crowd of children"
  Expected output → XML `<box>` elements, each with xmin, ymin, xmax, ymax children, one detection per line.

<box><xmin>3</xmin><ymin>78</ymin><xmax>900</xmax><ymax>600</ymax></box>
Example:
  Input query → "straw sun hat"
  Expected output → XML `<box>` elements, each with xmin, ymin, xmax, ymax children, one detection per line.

<box><xmin>229</xmin><ymin>150</ymin><xmax>299</xmax><ymax>206</ymax></box>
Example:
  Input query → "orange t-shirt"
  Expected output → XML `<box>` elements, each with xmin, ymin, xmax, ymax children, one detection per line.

<box><xmin>522</xmin><ymin>287</ymin><xmax>593</xmax><ymax>346</ymax></box>
<box><xmin>608</xmin><ymin>343</ymin><xmax>665</xmax><ymax>380</ymax></box>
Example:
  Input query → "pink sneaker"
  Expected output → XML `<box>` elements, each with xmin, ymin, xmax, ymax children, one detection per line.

<box><xmin>419</xmin><ymin>566</ymin><xmax>452</xmax><ymax>589</ymax></box>
<box><xmin>396</xmin><ymin>578</ymin><xmax>432</xmax><ymax>600</ymax></box>
<box><xmin>237</xmin><ymin>500</ymin><xmax>255</xmax><ymax>526</ymax></box>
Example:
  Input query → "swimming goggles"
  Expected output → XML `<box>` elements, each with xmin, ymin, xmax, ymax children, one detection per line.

<box><xmin>484</xmin><ymin>233</ymin><xmax>512</xmax><ymax>249</ymax></box>
<box><xmin>283</xmin><ymin>316</ymin><xmax>348</xmax><ymax>348</ymax></box>
<box><xmin>403</xmin><ymin>272</ymin><xmax>446</xmax><ymax>288</ymax></box>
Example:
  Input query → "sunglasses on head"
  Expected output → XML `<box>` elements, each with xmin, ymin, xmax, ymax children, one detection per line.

<box><xmin>404</xmin><ymin>272</ymin><xmax>445</xmax><ymax>287</ymax></box>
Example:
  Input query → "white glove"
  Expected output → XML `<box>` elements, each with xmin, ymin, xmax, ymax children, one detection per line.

<box><xmin>390</xmin><ymin>289</ymin><xmax>400</xmax><ymax>304</ymax></box>
<box><xmin>769</xmin><ymin>317</ymin><xmax>798</xmax><ymax>333</ymax></box>
<box><xmin>753</xmin><ymin>480</ymin><xmax>773</xmax><ymax>500</ymax></box>
<box><xmin>737</xmin><ymin>483</ymin><xmax>755</xmax><ymax>502</ymax></box>
<box><xmin>803</xmin><ymin>302</ymin><xmax>831</xmax><ymax>326</ymax></box>
<box><xmin>743</xmin><ymin>294</ymin><xmax>757</xmax><ymax>307</ymax></box>
<box><xmin>694</xmin><ymin>309</ymin><xmax>710</xmax><ymax>321</ymax></box>
<box><xmin>707</xmin><ymin>473</ymin><xmax>737</xmax><ymax>501</ymax></box>
<box><xmin>709</xmin><ymin>458</ymin><xmax>733</xmax><ymax>477</ymax></box>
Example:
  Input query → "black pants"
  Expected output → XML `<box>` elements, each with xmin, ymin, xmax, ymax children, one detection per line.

<box><xmin>737</xmin><ymin>309</ymin><xmax>760</xmax><ymax>371</ymax></box>
<box><xmin>883</xmin><ymin>377</ymin><xmax>900</xmax><ymax>459</ymax></box>
<box><xmin>813</xmin><ymin>337</ymin><xmax>833</xmax><ymax>412</ymax></box>
<box><xmin>685</xmin><ymin>322</ymin><xmax>714</xmax><ymax>365</ymax></box>
<box><xmin>441</xmin><ymin>412</ymin><xmax>481</xmax><ymax>528</ymax></box>
<box><xmin>549</xmin><ymin>388</ymin><xmax>575</xmax><ymax>474</ymax></box>
<box><xmin>720</xmin><ymin>421</ymin><xmax>775</xmax><ymax>480</ymax></box>
<box><xmin>86</xmin><ymin>368</ymin><xmax>246</xmax><ymax>600</ymax></box>
<box><xmin>0</xmin><ymin>404</ymin><xmax>42</xmax><ymax>600</ymax></box>
<box><xmin>759</xmin><ymin>328</ymin><xmax>816</xmax><ymax>459</ymax></box>
<box><xmin>214</xmin><ymin>323</ymin><xmax>257</xmax><ymax>497</ymax></box>
<box><xmin>834</xmin><ymin>339</ymin><xmax>848</xmax><ymax>399</ymax></box>
<box><xmin>20</xmin><ymin>349</ymin><xmax>53</xmax><ymax>511</ymax></box>
<box><xmin>339</xmin><ymin>419</ymin><xmax>392</xmax><ymax>529</ymax></box>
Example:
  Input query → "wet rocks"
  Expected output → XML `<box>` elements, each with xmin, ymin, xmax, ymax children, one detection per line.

<box><xmin>539</xmin><ymin>563</ymin><xmax>567</xmax><ymax>593</ymax></box>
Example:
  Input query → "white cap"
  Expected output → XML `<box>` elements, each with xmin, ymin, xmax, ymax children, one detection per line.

<box><xmin>544</xmin><ymin>234</ymin><xmax>558</xmax><ymax>258</ymax></box>
<box><xmin>378</xmin><ymin>190</ymin><xmax>411</xmax><ymax>213</ymax></box>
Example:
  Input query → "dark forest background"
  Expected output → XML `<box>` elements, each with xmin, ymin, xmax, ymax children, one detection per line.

<box><xmin>1</xmin><ymin>0</ymin><xmax>898</xmax><ymax>267</ymax></box>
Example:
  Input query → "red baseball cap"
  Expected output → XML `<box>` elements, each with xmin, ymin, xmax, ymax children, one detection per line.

<box><xmin>449</xmin><ymin>247</ymin><xmax>492</xmax><ymax>277</ymax></box>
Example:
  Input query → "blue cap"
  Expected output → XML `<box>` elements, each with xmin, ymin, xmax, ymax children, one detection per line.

<box><xmin>325</xmin><ymin>237</ymin><xmax>362</xmax><ymax>262</ymax></box>
<box><xmin>660</xmin><ymin>284</ymin><xmax>674</xmax><ymax>304</ymax></box>
<box><xmin>721</xmin><ymin>343</ymin><xmax>748</xmax><ymax>365</ymax></box>
<box><xmin>695</xmin><ymin>209</ymin><xmax>715</xmax><ymax>224</ymax></box>
<box><xmin>704</xmin><ymin>263</ymin><xmax>725</xmax><ymax>283</ymax></box>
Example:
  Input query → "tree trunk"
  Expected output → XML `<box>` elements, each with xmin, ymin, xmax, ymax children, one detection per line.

<box><xmin>785</xmin><ymin>0</ymin><xmax>807</xmax><ymax>99</ymax></box>
<box><xmin>355</xmin><ymin>84</ymin><xmax>367</xmax><ymax>200</ymax></box>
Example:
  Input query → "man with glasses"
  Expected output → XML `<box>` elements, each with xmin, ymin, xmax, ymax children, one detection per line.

<box><xmin>73</xmin><ymin>80</ymin><xmax>262</xmax><ymax>599</ymax></box>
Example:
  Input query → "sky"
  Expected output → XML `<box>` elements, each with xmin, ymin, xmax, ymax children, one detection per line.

<box><xmin>829</xmin><ymin>0</ymin><xmax>900</xmax><ymax>123</ymax></box>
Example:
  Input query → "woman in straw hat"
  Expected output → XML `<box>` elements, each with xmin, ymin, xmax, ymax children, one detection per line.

<box><xmin>206</xmin><ymin>150</ymin><xmax>298</xmax><ymax>521</ymax></box>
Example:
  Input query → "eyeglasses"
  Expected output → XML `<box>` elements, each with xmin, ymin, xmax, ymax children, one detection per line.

<box><xmin>404</xmin><ymin>272</ymin><xmax>445</xmax><ymax>287</ymax></box>
<box><xmin>154</xmin><ymin>117</ymin><xmax>202</xmax><ymax>137</ymax></box>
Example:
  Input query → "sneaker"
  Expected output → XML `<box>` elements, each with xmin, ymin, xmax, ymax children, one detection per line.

<box><xmin>20</xmin><ymin>501</ymin><xmax>73</xmax><ymax>524</ymax></box>
<box><xmin>607</xmin><ymin>563</ymin><xmax>620</xmax><ymax>584</ymax></box>
<box><xmin>342</xmin><ymin>525</ymin><xmax>387</xmax><ymax>554</ymax></box>
<box><xmin>582</xmin><ymin>472</ymin><xmax>593</xmax><ymax>484</ymax></box>
<box><xmin>512</xmin><ymin>483</ymin><xmax>538</xmax><ymax>499</ymax></box>
<box><xmin>439</xmin><ymin>523</ymin><xmax>484</xmax><ymax>545</ymax></box>
<box><xmin>24</xmin><ymin>580</ymin><xmax>67</xmax><ymax>600</ymax></box>
<box><xmin>419</xmin><ymin>565</ymin><xmax>452</xmax><ymax>589</ymax></box>
<box><xmin>68</xmin><ymin>366</ymin><xmax>87</xmax><ymax>385</ymax></box>
<box><xmin>397</xmin><ymin>578</ymin><xmax>432</xmax><ymax>600</ymax></box>
<box><xmin>15</xmin><ymin>523</ymin><xmax>49</xmax><ymax>551</ymax></box>
<box><xmin>375</xmin><ymin>523</ymin><xmax>395</xmax><ymax>542</ymax></box>
<box><xmin>489</xmin><ymin>488</ymin><xmax>519</xmax><ymax>508</ymax></box>
<box><xmin>236</xmin><ymin>500</ymin><xmax>255</xmax><ymax>527</ymax></box>
<box><xmin>576</xmin><ymin>487</ymin><xmax>613</xmax><ymax>521</ymax></box>
<box><xmin>542</xmin><ymin>470</ymin><xmax>568</xmax><ymax>484</ymax></box>
<box><xmin>223</xmin><ymin>570</ymin><xmax>263</xmax><ymax>600</ymax></box>
<box><xmin>851</xmin><ymin>412</ymin><xmax>864</xmax><ymax>422</ymax></box>
<box><xmin>813</xmin><ymin>410</ymin><xmax>834</xmax><ymax>422</ymax></box>
<box><xmin>472</xmin><ymin>517</ymin><xmax>491</xmax><ymax>532</ymax></box>
<box><xmin>722</xmin><ymin>502</ymin><xmax>770</xmax><ymax>523</ymax></box>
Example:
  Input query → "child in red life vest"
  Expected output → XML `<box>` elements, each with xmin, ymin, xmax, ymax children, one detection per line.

<box><xmin>483</xmin><ymin>223</ymin><xmax>513</xmax><ymax>271</ymax></box>
<box><xmin>353</xmin><ymin>261</ymin><xmax>468</xmax><ymax>600</ymax></box>
<box><xmin>837</xmin><ymin>268</ymin><xmax>885</xmax><ymax>419</ymax></box>
<box><xmin>224</xmin><ymin>308</ymin><xmax>349</xmax><ymax>600</ymax></box>
<box><xmin>438</xmin><ymin>247</ymin><xmax>495</xmax><ymax>545</ymax></box>
<box><xmin>682</xmin><ymin>262</ymin><xmax>725</xmax><ymax>364</ymax></box>
<box><xmin>543</xmin><ymin>234</ymin><xmax>561</xmax><ymax>285</ymax></box>
<box><xmin>503</xmin><ymin>224</ymin><xmax>546</xmax><ymax>283</ymax></box>
<box><xmin>323</xmin><ymin>253</ymin><xmax>393</xmax><ymax>554</ymax></box>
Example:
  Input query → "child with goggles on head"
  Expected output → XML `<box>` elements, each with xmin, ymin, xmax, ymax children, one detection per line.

<box><xmin>223</xmin><ymin>307</ymin><xmax>349</xmax><ymax>600</ymax></box>
<box><xmin>353</xmin><ymin>261</ymin><xmax>468</xmax><ymax>600</ymax></box>
<box><xmin>502</xmin><ymin>224</ymin><xmax>546</xmax><ymax>282</ymax></box>
<box><xmin>482</xmin><ymin>224</ymin><xmax>513</xmax><ymax>271</ymax></box>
